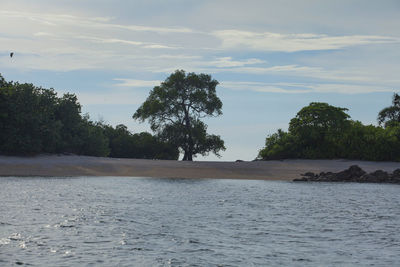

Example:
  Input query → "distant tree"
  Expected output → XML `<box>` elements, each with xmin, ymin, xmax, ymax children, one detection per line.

<box><xmin>55</xmin><ymin>93</ymin><xmax>84</xmax><ymax>153</ymax></box>
<box><xmin>289</xmin><ymin>102</ymin><xmax>350</xmax><ymax>136</ymax></box>
<box><xmin>0</xmin><ymin>74</ymin><xmax>9</xmax><ymax>88</ymax></box>
<box><xmin>76</xmin><ymin>118</ymin><xmax>109</xmax><ymax>156</ymax></box>
<box><xmin>133</xmin><ymin>70</ymin><xmax>225</xmax><ymax>160</ymax></box>
<box><xmin>337</xmin><ymin>121</ymin><xmax>400</xmax><ymax>161</ymax></box>
<box><xmin>378</xmin><ymin>93</ymin><xmax>400</xmax><ymax>127</ymax></box>
<box><xmin>259</xmin><ymin>102</ymin><xmax>352</xmax><ymax>160</ymax></box>
<box><xmin>0</xmin><ymin>73</ymin><xmax>179</xmax><ymax>159</ymax></box>
<box><xmin>288</xmin><ymin>102</ymin><xmax>351</xmax><ymax>158</ymax></box>
<box><xmin>0</xmin><ymin>82</ymin><xmax>59</xmax><ymax>154</ymax></box>
<box><xmin>103</xmin><ymin>124</ymin><xmax>179</xmax><ymax>160</ymax></box>
<box><xmin>258</xmin><ymin>129</ymin><xmax>298</xmax><ymax>160</ymax></box>
<box><xmin>259</xmin><ymin>100</ymin><xmax>400</xmax><ymax>162</ymax></box>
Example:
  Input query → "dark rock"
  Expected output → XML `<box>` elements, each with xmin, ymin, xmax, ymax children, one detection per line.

<box><xmin>362</xmin><ymin>170</ymin><xmax>389</xmax><ymax>183</ymax></box>
<box><xmin>334</xmin><ymin>165</ymin><xmax>366</xmax><ymax>181</ymax></box>
<box><xmin>235</xmin><ymin>160</ymin><xmax>244</xmax><ymax>162</ymax></box>
<box><xmin>293</xmin><ymin>165</ymin><xmax>400</xmax><ymax>184</ymax></box>
<box><xmin>391</xmin><ymin>169</ymin><xmax>400</xmax><ymax>179</ymax></box>
<box><xmin>372</xmin><ymin>170</ymin><xmax>389</xmax><ymax>179</ymax></box>
<box><xmin>358</xmin><ymin>174</ymin><xmax>375</xmax><ymax>183</ymax></box>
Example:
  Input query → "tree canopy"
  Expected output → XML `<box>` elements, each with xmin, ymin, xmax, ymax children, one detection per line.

<box><xmin>288</xmin><ymin>102</ymin><xmax>351</xmax><ymax>158</ymax></box>
<box><xmin>0</xmin><ymin>73</ymin><xmax>178</xmax><ymax>159</ymax></box>
<box><xmin>133</xmin><ymin>70</ymin><xmax>225</xmax><ymax>160</ymax></box>
<box><xmin>259</xmin><ymin>100</ymin><xmax>400</xmax><ymax>161</ymax></box>
<box><xmin>378</xmin><ymin>93</ymin><xmax>400</xmax><ymax>127</ymax></box>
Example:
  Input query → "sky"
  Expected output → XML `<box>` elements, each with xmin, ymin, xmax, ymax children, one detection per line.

<box><xmin>0</xmin><ymin>0</ymin><xmax>399</xmax><ymax>161</ymax></box>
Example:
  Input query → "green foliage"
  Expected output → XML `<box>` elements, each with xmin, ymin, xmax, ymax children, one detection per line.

<box><xmin>103</xmin><ymin>124</ymin><xmax>179</xmax><ymax>160</ymax></box>
<box><xmin>133</xmin><ymin>70</ymin><xmax>225</xmax><ymax>160</ymax></box>
<box><xmin>259</xmin><ymin>101</ymin><xmax>400</xmax><ymax>162</ymax></box>
<box><xmin>0</xmin><ymin>73</ymin><xmax>178</xmax><ymax>159</ymax></box>
<box><xmin>78</xmin><ymin>118</ymin><xmax>110</xmax><ymax>157</ymax></box>
<box><xmin>0</xmin><ymin>82</ymin><xmax>61</xmax><ymax>154</ymax></box>
<box><xmin>378</xmin><ymin>93</ymin><xmax>400</xmax><ymax>127</ymax></box>
<box><xmin>258</xmin><ymin>129</ymin><xmax>299</xmax><ymax>160</ymax></box>
<box><xmin>337</xmin><ymin>121</ymin><xmax>400</xmax><ymax>161</ymax></box>
<box><xmin>287</xmin><ymin>102</ymin><xmax>351</xmax><ymax>158</ymax></box>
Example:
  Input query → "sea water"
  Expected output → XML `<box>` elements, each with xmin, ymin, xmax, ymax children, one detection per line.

<box><xmin>1</xmin><ymin>177</ymin><xmax>399</xmax><ymax>266</ymax></box>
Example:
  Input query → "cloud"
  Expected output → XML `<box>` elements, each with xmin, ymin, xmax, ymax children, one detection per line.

<box><xmin>79</xmin><ymin>36</ymin><xmax>144</xmax><ymax>46</ymax></box>
<box><xmin>113</xmin><ymin>78</ymin><xmax>161</xmax><ymax>87</ymax></box>
<box><xmin>220</xmin><ymin>81</ymin><xmax>395</xmax><ymax>94</ymax></box>
<box><xmin>213</xmin><ymin>30</ymin><xmax>400</xmax><ymax>52</ymax></box>
<box><xmin>209</xmin><ymin>64</ymin><xmax>399</xmax><ymax>87</ymax></box>
<box><xmin>0</xmin><ymin>10</ymin><xmax>193</xmax><ymax>34</ymax></box>
<box><xmin>1</xmin><ymin>6</ymin><xmax>399</xmax><ymax>96</ymax></box>
<box><xmin>0</xmin><ymin>9</ymin><xmax>200</xmax><ymax>72</ymax></box>
<box><xmin>113</xmin><ymin>78</ymin><xmax>392</xmax><ymax>95</ymax></box>
<box><xmin>223</xmin><ymin>65</ymin><xmax>320</xmax><ymax>74</ymax></box>
<box><xmin>77</xmin><ymin>35</ymin><xmax>180</xmax><ymax>49</ymax></box>
<box><xmin>208</xmin><ymin>57</ymin><xmax>266</xmax><ymax>68</ymax></box>
<box><xmin>33</xmin><ymin>32</ymin><xmax>54</xmax><ymax>37</ymax></box>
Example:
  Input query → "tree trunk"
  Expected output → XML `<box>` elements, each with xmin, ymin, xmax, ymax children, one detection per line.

<box><xmin>183</xmin><ymin>108</ymin><xmax>194</xmax><ymax>161</ymax></box>
<box><xmin>182</xmin><ymin>142</ymin><xmax>193</xmax><ymax>161</ymax></box>
<box><xmin>187</xmin><ymin>152</ymin><xmax>193</xmax><ymax>161</ymax></box>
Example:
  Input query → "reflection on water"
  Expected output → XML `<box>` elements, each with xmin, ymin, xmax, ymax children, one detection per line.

<box><xmin>1</xmin><ymin>177</ymin><xmax>400</xmax><ymax>266</ymax></box>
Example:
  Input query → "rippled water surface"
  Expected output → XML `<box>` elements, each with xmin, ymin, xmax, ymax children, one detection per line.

<box><xmin>1</xmin><ymin>177</ymin><xmax>400</xmax><ymax>266</ymax></box>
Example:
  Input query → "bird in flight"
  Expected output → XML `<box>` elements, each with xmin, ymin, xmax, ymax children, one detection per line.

<box><xmin>10</xmin><ymin>52</ymin><xmax>14</xmax><ymax>58</ymax></box>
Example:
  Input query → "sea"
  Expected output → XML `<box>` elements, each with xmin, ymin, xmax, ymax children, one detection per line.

<box><xmin>1</xmin><ymin>177</ymin><xmax>399</xmax><ymax>266</ymax></box>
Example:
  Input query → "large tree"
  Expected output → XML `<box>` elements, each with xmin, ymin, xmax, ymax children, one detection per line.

<box><xmin>133</xmin><ymin>70</ymin><xmax>225</xmax><ymax>160</ymax></box>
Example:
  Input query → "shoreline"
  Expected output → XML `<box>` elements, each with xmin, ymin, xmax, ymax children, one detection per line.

<box><xmin>1</xmin><ymin>155</ymin><xmax>400</xmax><ymax>180</ymax></box>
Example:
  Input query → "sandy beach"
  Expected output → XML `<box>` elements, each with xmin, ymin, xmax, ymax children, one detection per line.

<box><xmin>1</xmin><ymin>155</ymin><xmax>400</xmax><ymax>180</ymax></box>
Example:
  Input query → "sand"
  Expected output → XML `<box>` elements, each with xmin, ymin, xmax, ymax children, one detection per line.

<box><xmin>1</xmin><ymin>155</ymin><xmax>400</xmax><ymax>180</ymax></box>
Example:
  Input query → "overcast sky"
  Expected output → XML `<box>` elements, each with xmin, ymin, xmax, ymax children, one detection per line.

<box><xmin>1</xmin><ymin>0</ymin><xmax>399</xmax><ymax>161</ymax></box>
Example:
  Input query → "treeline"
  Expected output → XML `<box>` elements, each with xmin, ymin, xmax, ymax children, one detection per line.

<box><xmin>0</xmin><ymin>74</ymin><xmax>178</xmax><ymax>159</ymax></box>
<box><xmin>259</xmin><ymin>96</ymin><xmax>400</xmax><ymax>162</ymax></box>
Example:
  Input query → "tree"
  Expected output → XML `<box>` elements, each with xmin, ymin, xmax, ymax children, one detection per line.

<box><xmin>378</xmin><ymin>93</ymin><xmax>400</xmax><ymax>127</ymax></box>
<box><xmin>103</xmin><ymin>124</ymin><xmax>179</xmax><ymax>160</ymax></box>
<box><xmin>258</xmin><ymin>129</ymin><xmax>298</xmax><ymax>160</ymax></box>
<box><xmin>259</xmin><ymin>101</ymin><xmax>400</xmax><ymax>161</ymax></box>
<box><xmin>133</xmin><ymin>70</ymin><xmax>225</xmax><ymax>160</ymax></box>
<box><xmin>0</xmin><ymin>73</ymin><xmax>178</xmax><ymax>159</ymax></box>
<box><xmin>288</xmin><ymin>102</ymin><xmax>350</xmax><ymax>157</ymax></box>
<box><xmin>259</xmin><ymin>102</ymin><xmax>351</xmax><ymax>160</ymax></box>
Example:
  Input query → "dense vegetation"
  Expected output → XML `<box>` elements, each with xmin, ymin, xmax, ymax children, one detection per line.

<box><xmin>0</xmin><ymin>74</ymin><xmax>178</xmax><ymax>159</ymax></box>
<box><xmin>258</xmin><ymin>96</ymin><xmax>400</xmax><ymax>161</ymax></box>
<box><xmin>133</xmin><ymin>70</ymin><xmax>225</xmax><ymax>161</ymax></box>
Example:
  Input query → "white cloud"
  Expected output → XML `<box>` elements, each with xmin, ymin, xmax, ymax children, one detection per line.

<box><xmin>113</xmin><ymin>79</ymin><xmax>161</xmax><ymax>87</ymax></box>
<box><xmin>208</xmin><ymin>57</ymin><xmax>265</xmax><ymax>68</ymax></box>
<box><xmin>1</xmin><ymin>6</ymin><xmax>399</xmax><ymax>96</ymax></box>
<box><xmin>33</xmin><ymin>32</ymin><xmax>54</xmax><ymax>37</ymax></box>
<box><xmin>221</xmin><ymin>81</ymin><xmax>311</xmax><ymax>93</ymax></box>
<box><xmin>213</xmin><ymin>30</ymin><xmax>400</xmax><ymax>52</ymax></box>
<box><xmin>79</xmin><ymin>36</ymin><xmax>144</xmax><ymax>46</ymax></box>
<box><xmin>0</xmin><ymin>10</ymin><xmax>193</xmax><ymax>34</ymax></box>
<box><xmin>220</xmin><ymin>81</ymin><xmax>395</xmax><ymax>94</ymax></box>
<box><xmin>112</xmin><ymin>78</ymin><xmax>390</xmax><ymax>95</ymax></box>
<box><xmin>76</xmin><ymin>36</ymin><xmax>180</xmax><ymax>49</ymax></box>
<box><xmin>143</xmin><ymin>44</ymin><xmax>180</xmax><ymax>49</ymax></box>
<box><xmin>0</xmin><ymin>9</ymin><xmax>202</xmax><ymax>72</ymax></box>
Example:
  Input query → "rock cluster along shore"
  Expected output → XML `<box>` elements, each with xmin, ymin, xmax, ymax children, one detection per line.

<box><xmin>293</xmin><ymin>165</ymin><xmax>400</xmax><ymax>184</ymax></box>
